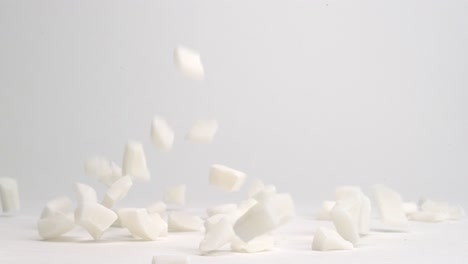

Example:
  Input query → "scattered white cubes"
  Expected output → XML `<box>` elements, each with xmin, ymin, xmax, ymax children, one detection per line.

<box><xmin>75</xmin><ymin>203</ymin><xmax>118</xmax><ymax>240</ymax></box>
<box><xmin>0</xmin><ymin>177</ymin><xmax>20</xmax><ymax>212</ymax></box>
<box><xmin>231</xmin><ymin>235</ymin><xmax>275</xmax><ymax>253</ymax></box>
<box><xmin>209</xmin><ymin>164</ymin><xmax>246</xmax><ymax>192</ymax></box>
<box><xmin>122</xmin><ymin>141</ymin><xmax>150</xmax><ymax>182</ymax></box>
<box><xmin>74</xmin><ymin>183</ymin><xmax>98</xmax><ymax>206</ymax></box>
<box><xmin>163</xmin><ymin>185</ymin><xmax>186</xmax><ymax>206</ymax></box>
<box><xmin>168</xmin><ymin>212</ymin><xmax>203</xmax><ymax>232</ymax></box>
<box><xmin>312</xmin><ymin>227</ymin><xmax>353</xmax><ymax>251</ymax></box>
<box><xmin>373</xmin><ymin>184</ymin><xmax>408</xmax><ymax>227</ymax></box>
<box><xmin>102</xmin><ymin>176</ymin><xmax>133</xmax><ymax>208</ymax></box>
<box><xmin>84</xmin><ymin>157</ymin><xmax>122</xmax><ymax>186</ymax></box>
<box><xmin>186</xmin><ymin>120</ymin><xmax>218</xmax><ymax>143</ymax></box>
<box><xmin>330</xmin><ymin>201</ymin><xmax>359</xmax><ymax>245</ymax></box>
<box><xmin>199</xmin><ymin>217</ymin><xmax>235</xmax><ymax>254</ymax></box>
<box><xmin>152</xmin><ymin>255</ymin><xmax>190</xmax><ymax>264</ymax></box>
<box><xmin>151</xmin><ymin>117</ymin><xmax>175</xmax><ymax>151</ymax></box>
<box><xmin>38</xmin><ymin>196</ymin><xmax>75</xmax><ymax>240</ymax></box>
<box><xmin>118</xmin><ymin>208</ymin><xmax>167</xmax><ymax>240</ymax></box>
<box><xmin>316</xmin><ymin>201</ymin><xmax>336</xmax><ymax>221</ymax></box>
<box><xmin>174</xmin><ymin>45</ymin><xmax>205</xmax><ymax>81</ymax></box>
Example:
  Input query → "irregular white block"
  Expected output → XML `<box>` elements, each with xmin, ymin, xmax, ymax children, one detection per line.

<box><xmin>359</xmin><ymin>195</ymin><xmax>371</xmax><ymax>235</ymax></box>
<box><xmin>147</xmin><ymin>201</ymin><xmax>167</xmax><ymax>214</ymax></box>
<box><xmin>163</xmin><ymin>185</ymin><xmax>186</xmax><ymax>206</ymax></box>
<box><xmin>237</xmin><ymin>198</ymin><xmax>258</xmax><ymax>219</ymax></box>
<box><xmin>118</xmin><ymin>208</ymin><xmax>167</xmax><ymax>240</ymax></box>
<box><xmin>75</xmin><ymin>203</ymin><xmax>118</xmax><ymax>240</ymax></box>
<box><xmin>330</xmin><ymin>202</ymin><xmax>359</xmax><ymax>245</ymax></box>
<box><xmin>251</xmin><ymin>185</ymin><xmax>276</xmax><ymax>203</ymax></box>
<box><xmin>0</xmin><ymin>177</ymin><xmax>20</xmax><ymax>212</ymax></box>
<box><xmin>209</xmin><ymin>164</ymin><xmax>246</xmax><ymax>192</ymax></box>
<box><xmin>231</xmin><ymin>235</ymin><xmax>275</xmax><ymax>253</ymax></box>
<box><xmin>122</xmin><ymin>141</ymin><xmax>150</xmax><ymax>182</ymax></box>
<box><xmin>248</xmin><ymin>179</ymin><xmax>265</xmax><ymax>198</ymax></box>
<box><xmin>151</xmin><ymin>213</ymin><xmax>169</xmax><ymax>237</ymax></box>
<box><xmin>199</xmin><ymin>217</ymin><xmax>235</xmax><ymax>254</ymax></box>
<box><xmin>403</xmin><ymin>202</ymin><xmax>419</xmax><ymax>215</ymax></box>
<box><xmin>151</xmin><ymin>116</ymin><xmax>175</xmax><ymax>151</ymax></box>
<box><xmin>174</xmin><ymin>45</ymin><xmax>205</xmax><ymax>81</ymax></box>
<box><xmin>234</xmin><ymin>193</ymin><xmax>295</xmax><ymax>242</ymax></box>
<box><xmin>102</xmin><ymin>176</ymin><xmax>133</xmax><ymax>208</ymax></box>
<box><xmin>449</xmin><ymin>205</ymin><xmax>465</xmax><ymax>220</ymax></box>
<box><xmin>74</xmin><ymin>183</ymin><xmax>97</xmax><ymax>206</ymax></box>
<box><xmin>207</xmin><ymin>203</ymin><xmax>237</xmax><ymax>217</ymax></box>
<box><xmin>84</xmin><ymin>157</ymin><xmax>122</xmax><ymax>186</ymax></box>
<box><xmin>152</xmin><ymin>255</ymin><xmax>190</xmax><ymax>264</ymax></box>
<box><xmin>373</xmin><ymin>184</ymin><xmax>408</xmax><ymax>227</ymax></box>
<box><xmin>168</xmin><ymin>212</ymin><xmax>203</xmax><ymax>232</ymax></box>
<box><xmin>316</xmin><ymin>201</ymin><xmax>336</xmax><ymax>221</ymax></box>
<box><xmin>38</xmin><ymin>211</ymin><xmax>75</xmax><ymax>240</ymax></box>
<box><xmin>408</xmin><ymin>211</ymin><xmax>447</xmax><ymax>222</ymax></box>
<box><xmin>334</xmin><ymin>186</ymin><xmax>362</xmax><ymax>224</ymax></box>
<box><xmin>204</xmin><ymin>214</ymin><xmax>226</xmax><ymax>231</ymax></box>
<box><xmin>186</xmin><ymin>120</ymin><xmax>218</xmax><ymax>143</ymax></box>
<box><xmin>40</xmin><ymin>196</ymin><xmax>73</xmax><ymax>219</ymax></box>
<box><xmin>312</xmin><ymin>227</ymin><xmax>353</xmax><ymax>251</ymax></box>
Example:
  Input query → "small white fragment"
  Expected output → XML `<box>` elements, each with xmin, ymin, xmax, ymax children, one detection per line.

<box><xmin>163</xmin><ymin>185</ymin><xmax>186</xmax><ymax>206</ymax></box>
<box><xmin>316</xmin><ymin>201</ymin><xmax>336</xmax><ymax>221</ymax></box>
<box><xmin>312</xmin><ymin>227</ymin><xmax>353</xmax><ymax>251</ymax></box>
<box><xmin>248</xmin><ymin>179</ymin><xmax>265</xmax><ymax>198</ymax></box>
<box><xmin>151</xmin><ymin>117</ymin><xmax>175</xmax><ymax>151</ymax></box>
<box><xmin>84</xmin><ymin>157</ymin><xmax>122</xmax><ymax>186</ymax></box>
<box><xmin>75</xmin><ymin>203</ymin><xmax>118</xmax><ymax>240</ymax></box>
<box><xmin>38</xmin><ymin>211</ymin><xmax>75</xmax><ymax>240</ymax></box>
<box><xmin>207</xmin><ymin>203</ymin><xmax>237</xmax><ymax>217</ymax></box>
<box><xmin>147</xmin><ymin>201</ymin><xmax>167</xmax><ymax>215</ymax></box>
<box><xmin>122</xmin><ymin>141</ymin><xmax>150</xmax><ymax>182</ymax></box>
<box><xmin>408</xmin><ymin>211</ymin><xmax>447</xmax><ymax>222</ymax></box>
<box><xmin>74</xmin><ymin>183</ymin><xmax>97</xmax><ymax>206</ymax></box>
<box><xmin>403</xmin><ymin>202</ymin><xmax>419</xmax><ymax>215</ymax></box>
<box><xmin>186</xmin><ymin>120</ymin><xmax>218</xmax><ymax>143</ymax></box>
<box><xmin>234</xmin><ymin>193</ymin><xmax>295</xmax><ymax>242</ymax></box>
<box><xmin>102</xmin><ymin>176</ymin><xmax>133</xmax><ymax>208</ymax></box>
<box><xmin>330</xmin><ymin>201</ymin><xmax>359</xmax><ymax>245</ymax></box>
<box><xmin>168</xmin><ymin>212</ymin><xmax>203</xmax><ymax>232</ymax></box>
<box><xmin>152</xmin><ymin>255</ymin><xmax>190</xmax><ymax>264</ymax></box>
<box><xmin>373</xmin><ymin>184</ymin><xmax>408</xmax><ymax>227</ymax></box>
<box><xmin>231</xmin><ymin>235</ymin><xmax>275</xmax><ymax>253</ymax></box>
<box><xmin>40</xmin><ymin>196</ymin><xmax>73</xmax><ymax>219</ymax></box>
<box><xmin>199</xmin><ymin>217</ymin><xmax>235</xmax><ymax>254</ymax></box>
<box><xmin>174</xmin><ymin>45</ymin><xmax>205</xmax><ymax>81</ymax></box>
<box><xmin>118</xmin><ymin>208</ymin><xmax>167</xmax><ymax>240</ymax></box>
<box><xmin>209</xmin><ymin>164</ymin><xmax>246</xmax><ymax>192</ymax></box>
<box><xmin>0</xmin><ymin>177</ymin><xmax>20</xmax><ymax>212</ymax></box>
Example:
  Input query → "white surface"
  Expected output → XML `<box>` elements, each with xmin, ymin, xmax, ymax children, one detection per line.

<box><xmin>1</xmin><ymin>209</ymin><xmax>468</xmax><ymax>263</ymax></box>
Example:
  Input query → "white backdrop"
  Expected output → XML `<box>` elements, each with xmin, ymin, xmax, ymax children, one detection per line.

<box><xmin>1</xmin><ymin>0</ymin><xmax>467</xmax><ymax>210</ymax></box>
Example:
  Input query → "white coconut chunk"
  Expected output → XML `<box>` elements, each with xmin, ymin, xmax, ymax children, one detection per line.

<box><xmin>248</xmin><ymin>179</ymin><xmax>265</xmax><ymax>198</ymax></box>
<box><xmin>147</xmin><ymin>201</ymin><xmax>167</xmax><ymax>215</ymax></box>
<box><xmin>74</xmin><ymin>183</ymin><xmax>97</xmax><ymax>206</ymax></box>
<box><xmin>207</xmin><ymin>203</ymin><xmax>237</xmax><ymax>217</ymax></box>
<box><xmin>163</xmin><ymin>185</ymin><xmax>186</xmax><ymax>206</ymax></box>
<box><xmin>75</xmin><ymin>203</ymin><xmax>118</xmax><ymax>240</ymax></box>
<box><xmin>40</xmin><ymin>196</ymin><xmax>73</xmax><ymax>219</ymax></box>
<box><xmin>316</xmin><ymin>201</ymin><xmax>336</xmax><ymax>221</ymax></box>
<box><xmin>84</xmin><ymin>157</ymin><xmax>122</xmax><ymax>186</ymax></box>
<box><xmin>168</xmin><ymin>212</ymin><xmax>203</xmax><ymax>232</ymax></box>
<box><xmin>151</xmin><ymin>116</ymin><xmax>175</xmax><ymax>151</ymax></box>
<box><xmin>152</xmin><ymin>255</ymin><xmax>190</xmax><ymax>264</ymax></box>
<box><xmin>403</xmin><ymin>202</ymin><xmax>419</xmax><ymax>215</ymax></box>
<box><xmin>373</xmin><ymin>184</ymin><xmax>408</xmax><ymax>227</ymax></box>
<box><xmin>38</xmin><ymin>211</ymin><xmax>75</xmax><ymax>240</ymax></box>
<box><xmin>199</xmin><ymin>217</ymin><xmax>235</xmax><ymax>254</ymax></box>
<box><xmin>330</xmin><ymin>202</ymin><xmax>359</xmax><ymax>245</ymax></box>
<box><xmin>252</xmin><ymin>185</ymin><xmax>277</xmax><ymax>203</ymax></box>
<box><xmin>102</xmin><ymin>176</ymin><xmax>133</xmax><ymax>208</ymax></box>
<box><xmin>312</xmin><ymin>227</ymin><xmax>353</xmax><ymax>251</ymax></box>
<box><xmin>204</xmin><ymin>214</ymin><xmax>226</xmax><ymax>231</ymax></box>
<box><xmin>359</xmin><ymin>195</ymin><xmax>371</xmax><ymax>235</ymax></box>
<box><xmin>233</xmin><ymin>193</ymin><xmax>295</xmax><ymax>242</ymax></box>
<box><xmin>209</xmin><ymin>164</ymin><xmax>246</xmax><ymax>192</ymax></box>
<box><xmin>174</xmin><ymin>45</ymin><xmax>205</xmax><ymax>81</ymax></box>
<box><xmin>122</xmin><ymin>141</ymin><xmax>150</xmax><ymax>182</ymax></box>
<box><xmin>151</xmin><ymin>213</ymin><xmax>169</xmax><ymax>237</ymax></box>
<box><xmin>0</xmin><ymin>177</ymin><xmax>20</xmax><ymax>212</ymax></box>
<box><xmin>186</xmin><ymin>120</ymin><xmax>218</xmax><ymax>143</ymax></box>
<box><xmin>237</xmin><ymin>198</ymin><xmax>258</xmax><ymax>219</ymax></box>
<box><xmin>118</xmin><ymin>208</ymin><xmax>167</xmax><ymax>240</ymax></box>
<box><xmin>408</xmin><ymin>211</ymin><xmax>447</xmax><ymax>222</ymax></box>
<box><xmin>449</xmin><ymin>205</ymin><xmax>465</xmax><ymax>220</ymax></box>
<box><xmin>231</xmin><ymin>235</ymin><xmax>275</xmax><ymax>253</ymax></box>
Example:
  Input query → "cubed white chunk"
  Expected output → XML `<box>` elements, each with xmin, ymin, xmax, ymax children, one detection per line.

<box><xmin>84</xmin><ymin>157</ymin><xmax>122</xmax><ymax>186</ymax></box>
<box><xmin>102</xmin><ymin>176</ymin><xmax>133</xmax><ymax>208</ymax></box>
<box><xmin>408</xmin><ymin>211</ymin><xmax>447</xmax><ymax>222</ymax></box>
<box><xmin>168</xmin><ymin>212</ymin><xmax>203</xmax><ymax>232</ymax></box>
<box><xmin>312</xmin><ymin>227</ymin><xmax>353</xmax><ymax>251</ymax></box>
<box><xmin>147</xmin><ymin>201</ymin><xmax>167</xmax><ymax>215</ymax></box>
<box><xmin>163</xmin><ymin>185</ymin><xmax>186</xmax><ymax>206</ymax></box>
<box><xmin>316</xmin><ymin>201</ymin><xmax>336</xmax><ymax>221</ymax></box>
<box><xmin>118</xmin><ymin>208</ymin><xmax>167</xmax><ymax>240</ymax></box>
<box><xmin>373</xmin><ymin>184</ymin><xmax>408</xmax><ymax>227</ymax></box>
<box><xmin>231</xmin><ymin>235</ymin><xmax>275</xmax><ymax>253</ymax></box>
<box><xmin>74</xmin><ymin>183</ymin><xmax>97</xmax><ymax>206</ymax></box>
<box><xmin>40</xmin><ymin>196</ymin><xmax>73</xmax><ymax>219</ymax></box>
<box><xmin>237</xmin><ymin>198</ymin><xmax>258</xmax><ymax>219</ymax></box>
<box><xmin>207</xmin><ymin>203</ymin><xmax>237</xmax><ymax>217</ymax></box>
<box><xmin>186</xmin><ymin>120</ymin><xmax>218</xmax><ymax>143</ymax></box>
<box><xmin>122</xmin><ymin>141</ymin><xmax>150</xmax><ymax>182</ymax></box>
<box><xmin>152</xmin><ymin>255</ymin><xmax>190</xmax><ymax>264</ymax></box>
<box><xmin>403</xmin><ymin>202</ymin><xmax>419</xmax><ymax>215</ymax></box>
<box><xmin>38</xmin><ymin>211</ymin><xmax>75</xmax><ymax>240</ymax></box>
<box><xmin>151</xmin><ymin>116</ymin><xmax>175</xmax><ymax>151</ymax></box>
<box><xmin>0</xmin><ymin>177</ymin><xmax>20</xmax><ymax>212</ymax></box>
<box><xmin>330</xmin><ymin>202</ymin><xmax>359</xmax><ymax>245</ymax></box>
<box><xmin>209</xmin><ymin>164</ymin><xmax>246</xmax><ymax>192</ymax></box>
<box><xmin>75</xmin><ymin>203</ymin><xmax>118</xmax><ymax>240</ymax></box>
<box><xmin>199</xmin><ymin>217</ymin><xmax>235</xmax><ymax>254</ymax></box>
<box><xmin>174</xmin><ymin>46</ymin><xmax>205</xmax><ymax>81</ymax></box>
<box><xmin>234</xmin><ymin>193</ymin><xmax>295</xmax><ymax>242</ymax></box>
<box><xmin>248</xmin><ymin>179</ymin><xmax>265</xmax><ymax>198</ymax></box>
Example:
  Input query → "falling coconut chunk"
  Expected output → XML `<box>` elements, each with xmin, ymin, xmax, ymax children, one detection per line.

<box><xmin>186</xmin><ymin>120</ymin><xmax>218</xmax><ymax>143</ymax></box>
<box><xmin>174</xmin><ymin>45</ymin><xmax>205</xmax><ymax>81</ymax></box>
<box><xmin>118</xmin><ymin>208</ymin><xmax>167</xmax><ymax>240</ymax></box>
<box><xmin>231</xmin><ymin>235</ymin><xmax>275</xmax><ymax>253</ymax></box>
<box><xmin>330</xmin><ymin>201</ymin><xmax>359</xmax><ymax>245</ymax></box>
<box><xmin>163</xmin><ymin>185</ymin><xmax>186</xmax><ymax>206</ymax></box>
<box><xmin>252</xmin><ymin>185</ymin><xmax>277</xmax><ymax>203</ymax></box>
<box><xmin>248</xmin><ymin>179</ymin><xmax>265</xmax><ymax>198</ymax></box>
<box><xmin>312</xmin><ymin>227</ymin><xmax>353</xmax><ymax>251</ymax></box>
<box><xmin>40</xmin><ymin>196</ymin><xmax>73</xmax><ymax>219</ymax></box>
<box><xmin>373</xmin><ymin>184</ymin><xmax>408</xmax><ymax>228</ymax></box>
<box><xmin>152</xmin><ymin>255</ymin><xmax>190</xmax><ymax>264</ymax></box>
<box><xmin>102</xmin><ymin>176</ymin><xmax>133</xmax><ymax>208</ymax></box>
<box><xmin>122</xmin><ymin>141</ymin><xmax>150</xmax><ymax>182</ymax></box>
<box><xmin>237</xmin><ymin>198</ymin><xmax>258</xmax><ymax>218</ymax></box>
<box><xmin>0</xmin><ymin>177</ymin><xmax>20</xmax><ymax>212</ymax></box>
<box><xmin>168</xmin><ymin>212</ymin><xmax>203</xmax><ymax>232</ymax></box>
<box><xmin>199</xmin><ymin>217</ymin><xmax>235</xmax><ymax>254</ymax></box>
<box><xmin>209</xmin><ymin>164</ymin><xmax>246</xmax><ymax>192</ymax></box>
<box><xmin>38</xmin><ymin>196</ymin><xmax>75</xmax><ymax>239</ymax></box>
<box><xmin>84</xmin><ymin>157</ymin><xmax>122</xmax><ymax>186</ymax></box>
<box><xmin>74</xmin><ymin>183</ymin><xmax>98</xmax><ymax>206</ymax></box>
<box><xmin>75</xmin><ymin>203</ymin><xmax>118</xmax><ymax>240</ymax></box>
<box><xmin>316</xmin><ymin>201</ymin><xmax>336</xmax><ymax>221</ymax></box>
<box><xmin>151</xmin><ymin>117</ymin><xmax>175</xmax><ymax>151</ymax></box>
<box><xmin>147</xmin><ymin>201</ymin><xmax>167</xmax><ymax>215</ymax></box>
